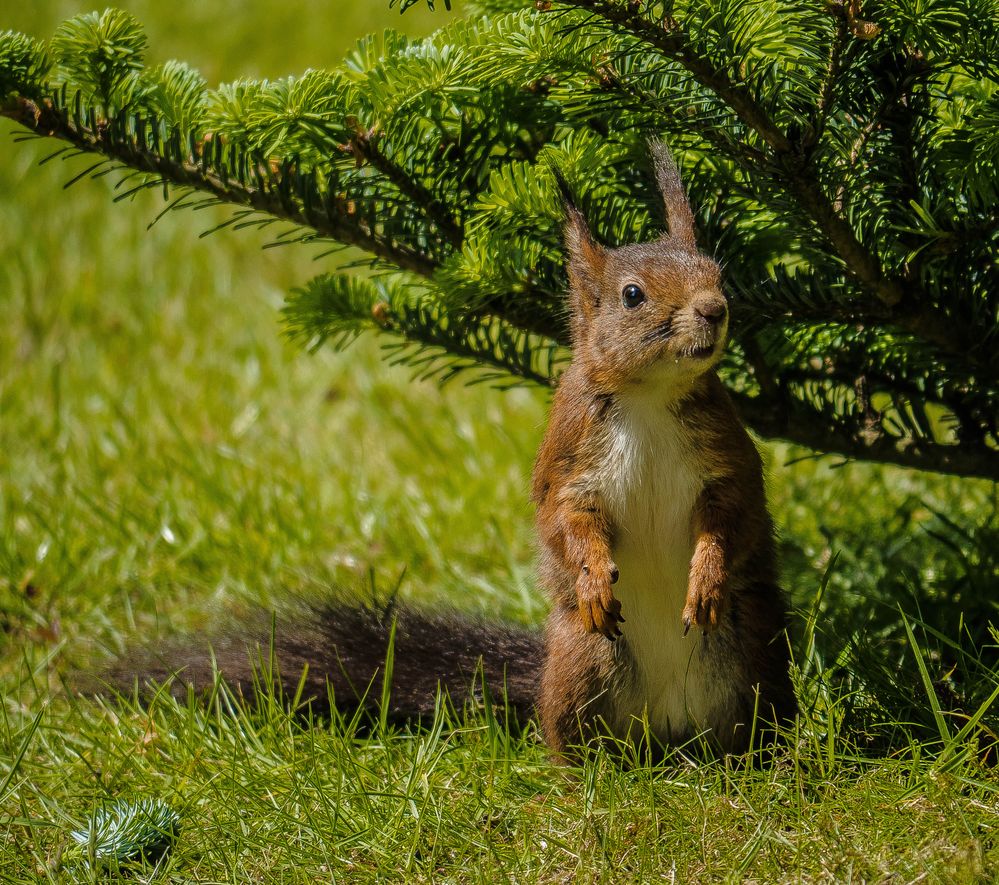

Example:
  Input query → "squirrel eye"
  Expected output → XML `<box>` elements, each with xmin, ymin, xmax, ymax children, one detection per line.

<box><xmin>622</xmin><ymin>284</ymin><xmax>646</xmax><ymax>309</ymax></box>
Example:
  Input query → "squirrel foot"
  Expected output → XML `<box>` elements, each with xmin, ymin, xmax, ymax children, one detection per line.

<box><xmin>576</xmin><ymin>561</ymin><xmax>624</xmax><ymax>640</ymax></box>
<box><xmin>682</xmin><ymin>582</ymin><xmax>726</xmax><ymax>635</ymax></box>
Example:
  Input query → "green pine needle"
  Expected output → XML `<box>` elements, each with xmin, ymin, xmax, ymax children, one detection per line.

<box><xmin>0</xmin><ymin>30</ymin><xmax>50</xmax><ymax>99</ymax></box>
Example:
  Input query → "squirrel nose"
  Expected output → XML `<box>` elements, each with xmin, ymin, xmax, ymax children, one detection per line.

<box><xmin>694</xmin><ymin>296</ymin><xmax>727</xmax><ymax>326</ymax></box>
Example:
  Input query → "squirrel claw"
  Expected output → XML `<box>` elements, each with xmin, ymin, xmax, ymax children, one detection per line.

<box><xmin>682</xmin><ymin>585</ymin><xmax>726</xmax><ymax>634</ymax></box>
<box><xmin>577</xmin><ymin>566</ymin><xmax>624</xmax><ymax>641</ymax></box>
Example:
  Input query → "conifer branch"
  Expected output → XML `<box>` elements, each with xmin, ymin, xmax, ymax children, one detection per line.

<box><xmin>342</xmin><ymin>123</ymin><xmax>464</xmax><ymax>248</ymax></box>
<box><xmin>553</xmin><ymin>1</ymin><xmax>905</xmax><ymax>306</ymax></box>
<box><xmin>590</xmin><ymin>64</ymin><xmax>767</xmax><ymax>169</ymax></box>
<box><xmin>806</xmin><ymin>12</ymin><xmax>850</xmax><ymax>149</ymax></box>
<box><xmin>283</xmin><ymin>272</ymin><xmax>566</xmax><ymax>387</ymax></box>
<box><xmin>2</xmin><ymin>8</ymin><xmax>995</xmax><ymax>480</ymax></box>
<box><xmin>729</xmin><ymin>390</ymin><xmax>998</xmax><ymax>481</ymax></box>
<box><xmin>556</xmin><ymin>1</ymin><xmax>792</xmax><ymax>150</ymax></box>
<box><xmin>1</xmin><ymin>95</ymin><xmax>439</xmax><ymax>278</ymax></box>
<box><xmin>551</xmin><ymin>0</ymin><xmax>987</xmax><ymax>358</ymax></box>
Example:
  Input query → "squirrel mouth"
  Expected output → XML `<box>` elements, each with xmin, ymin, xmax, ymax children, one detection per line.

<box><xmin>687</xmin><ymin>343</ymin><xmax>716</xmax><ymax>359</ymax></box>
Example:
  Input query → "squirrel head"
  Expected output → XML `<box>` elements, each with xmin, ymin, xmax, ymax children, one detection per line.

<box><xmin>558</xmin><ymin>142</ymin><xmax>727</xmax><ymax>394</ymax></box>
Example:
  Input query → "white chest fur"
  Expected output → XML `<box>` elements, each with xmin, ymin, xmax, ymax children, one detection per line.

<box><xmin>593</xmin><ymin>390</ymin><xmax>734</xmax><ymax>741</ymax></box>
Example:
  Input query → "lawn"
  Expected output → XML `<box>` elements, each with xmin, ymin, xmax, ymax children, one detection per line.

<box><xmin>1</xmin><ymin>1</ymin><xmax>998</xmax><ymax>881</ymax></box>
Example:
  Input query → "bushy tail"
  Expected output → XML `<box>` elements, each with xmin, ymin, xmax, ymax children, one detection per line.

<box><xmin>101</xmin><ymin>600</ymin><xmax>544</xmax><ymax>727</ymax></box>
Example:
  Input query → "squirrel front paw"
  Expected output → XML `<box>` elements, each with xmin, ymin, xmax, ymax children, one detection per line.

<box><xmin>576</xmin><ymin>561</ymin><xmax>624</xmax><ymax>640</ymax></box>
<box><xmin>682</xmin><ymin>581</ymin><xmax>727</xmax><ymax>635</ymax></box>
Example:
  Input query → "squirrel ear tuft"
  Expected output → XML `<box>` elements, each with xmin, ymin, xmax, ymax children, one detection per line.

<box><xmin>551</xmin><ymin>167</ymin><xmax>605</xmax><ymax>329</ymax></box>
<box><xmin>551</xmin><ymin>168</ymin><xmax>603</xmax><ymax>272</ymax></box>
<box><xmin>649</xmin><ymin>140</ymin><xmax>697</xmax><ymax>248</ymax></box>
<box><xmin>563</xmin><ymin>203</ymin><xmax>601</xmax><ymax>269</ymax></box>
<box><xmin>550</xmin><ymin>166</ymin><xmax>576</xmax><ymax>215</ymax></box>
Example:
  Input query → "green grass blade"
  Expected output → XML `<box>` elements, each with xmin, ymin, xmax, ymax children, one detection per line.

<box><xmin>901</xmin><ymin>609</ymin><xmax>952</xmax><ymax>745</ymax></box>
<box><xmin>0</xmin><ymin>709</ymin><xmax>44</xmax><ymax>804</ymax></box>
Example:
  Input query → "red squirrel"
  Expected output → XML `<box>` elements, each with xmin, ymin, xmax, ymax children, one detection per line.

<box><xmin>105</xmin><ymin>144</ymin><xmax>794</xmax><ymax>759</ymax></box>
<box><xmin>532</xmin><ymin>143</ymin><xmax>794</xmax><ymax>756</ymax></box>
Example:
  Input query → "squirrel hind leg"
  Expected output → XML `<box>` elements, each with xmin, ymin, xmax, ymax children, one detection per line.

<box><xmin>713</xmin><ymin>582</ymin><xmax>797</xmax><ymax>756</ymax></box>
<box><xmin>537</xmin><ymin>608</ymin><xmax>617</xmax><ymax>762</ymax></box>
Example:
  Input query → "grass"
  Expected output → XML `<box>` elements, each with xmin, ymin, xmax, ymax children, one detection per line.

<box><xmin>2</xmin><ymin>1</ymin><xmax>998</xmax><ymax>880</ymax></box>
